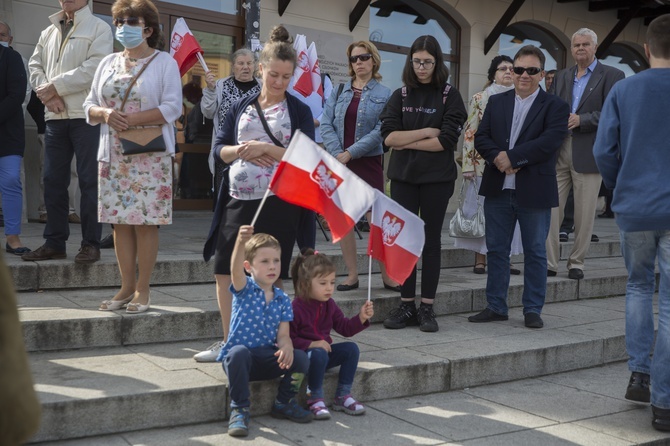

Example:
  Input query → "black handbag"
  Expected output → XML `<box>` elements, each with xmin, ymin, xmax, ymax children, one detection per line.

<box><xmin>116</xmin><ymin>53</ymin><xmax>166</xmax><ymax>155</ymax></box>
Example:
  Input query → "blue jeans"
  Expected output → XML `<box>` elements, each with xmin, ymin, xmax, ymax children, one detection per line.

<box><xmin>223</xmin><ymin>345</ymin><xmax>308</xmax><ymax>409</ymax></box>
<box><xmin>307</xmin><ymin>342</ymin><xmax>359</xmax><ymax>400</ymax></box>
<box><xmin>621</xmin><ymin>230</ymin><xmax>670</xmax><ymax>409</ymax></box>
<box><xmin>43</xmin><ymin>119</ymin><xmax>102</xmax><ymax>251</ymax></box>
<box><xmin>0</xmin><ymin>155</ymin><xmax>23</xmax><ymax>235</ymax></box>
<box><xmin>484</xmin><ymin>190</ymin><xmax>551</xmax><ymax>316</ymax></box>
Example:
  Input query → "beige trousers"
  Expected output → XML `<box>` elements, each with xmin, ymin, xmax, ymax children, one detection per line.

<box><xmin>546</xmin><ymin>137</ymin><xmax>602</xmax><ymax>272</ymax></box>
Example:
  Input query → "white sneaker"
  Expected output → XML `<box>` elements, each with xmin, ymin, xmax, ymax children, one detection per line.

<box><xmin>193</xmin><ymin>340</ymin><xmax>224</xmax><ymax>362</ymax></box>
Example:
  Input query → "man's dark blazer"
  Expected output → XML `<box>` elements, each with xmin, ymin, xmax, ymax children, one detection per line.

<box><xmin>0</xmin><ymin>45</ymin><xmax>27</xmax><ymax>157</ymax></box>
<box><xmin>475</xmin><ymin>88</ymin><xmax>569</xmax><ymax>209</ymax></box>
<box><xmin>550</xmin><ymin>61</ymin><xmax>624</xmax><ymax>173</ymax></box>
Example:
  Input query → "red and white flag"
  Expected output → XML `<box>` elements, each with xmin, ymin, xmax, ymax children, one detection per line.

<box><xmin>169</xmin><ymin>18</ymin><xmax>203</xmax><ymax>77</ymax></box>
<box><xmin>292</xmin><ymin>34</ymin><xmax>313</xmax><ymax>97</ymax></box>
<box><xmin>368</xmin><ymin>190</ymin><xmax>425</xmax><ymax>284</ymax></box>
<box><xmin>269</xmin><ymin>131</ymin><xmax>375</xmax><ymax>242</ymax></box>
<box><xmin>307</xmin><ymin>42</ymin><xmax>323</xmax><ymax>99</ymax></box>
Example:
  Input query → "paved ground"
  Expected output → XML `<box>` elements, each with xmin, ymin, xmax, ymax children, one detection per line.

<box><xmin>36</xmin><ymin>360</ymin><xmax>669</xmax><ymax>445</ymax></box>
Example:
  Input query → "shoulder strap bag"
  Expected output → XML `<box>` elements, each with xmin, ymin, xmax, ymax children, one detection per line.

<box><xmin>117</xmin><ymin>52</ymin><xmax>167</xmax><ymax>155</ymax></box>
<box><xmin>253</xmin><ymin>99</ymin><xmax>285</xmax><ymax>148</ymax></box>
<box><xmin>449</xmin><ymin>174</ymin><xmax>485</xmax><ymax>239</ymax></box>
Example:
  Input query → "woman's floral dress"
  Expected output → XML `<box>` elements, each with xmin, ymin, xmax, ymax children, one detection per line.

<box><xmin>98</xmin><ymin>54</ymin><xmax>172</xmax><ymax>225</ymax></box>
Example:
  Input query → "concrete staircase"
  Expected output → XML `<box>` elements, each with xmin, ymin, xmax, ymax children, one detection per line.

<box><xmin>12</xmin><ymin>213</ymin><xmax>643</xmax><ymax>443</ymax></box>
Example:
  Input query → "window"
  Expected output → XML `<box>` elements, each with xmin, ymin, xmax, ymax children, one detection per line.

<box><xmin>369</xmin><ymin>0</ymin><xmax>460</xmax><ymax>91</ymax></box>
<box><xmin>499</xmin><ymin>22</ymin><xmax>566</xmax><ymax>90</ymax></box>
<box><xmin>600</xmin><ymin>42</ymin><xmax>648</xmax><ymax>77</ymax></box>
<box><xmin>160</xmin><ymin>0</ymin><xmax>238</xmax><ymax>15</ymax></box>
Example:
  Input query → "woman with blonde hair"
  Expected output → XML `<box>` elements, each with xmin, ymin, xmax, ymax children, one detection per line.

<box><xmin>321</xmin><ymin>40</ymin><xmax>398</xmax><ymax>292</ymax></box>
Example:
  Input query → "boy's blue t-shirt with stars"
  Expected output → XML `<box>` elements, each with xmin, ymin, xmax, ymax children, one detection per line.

<box><xmin>217</xmin><ymin>276</ymin><xmax>294</xmax><ymax>362</ymax></box>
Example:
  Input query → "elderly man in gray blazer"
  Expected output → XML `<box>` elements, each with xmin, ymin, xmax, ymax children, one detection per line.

<box><xmin>546</xmin><ymin>28</ymin><xmax>624</xmax><ymax>280</ymax></box>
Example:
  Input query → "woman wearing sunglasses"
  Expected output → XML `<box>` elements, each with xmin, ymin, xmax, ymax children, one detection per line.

<box><xmin>457</xmin><ymin>55</ymin><xmax>523</xmax><ymax>275</ymax></box>
<box><xmin>379</xmin><ymin>35</ymin><xmax>467</xmax><ymax>333</ymax></box>
<box><xmin>320</xmin><ymin>41</ymin><xmax>399</xmax><ymax>293</ymax></box>
<box><xmin>84</xmin><ymin>0</ymin><xmax>182</xmax><ymax>313</ymax></box>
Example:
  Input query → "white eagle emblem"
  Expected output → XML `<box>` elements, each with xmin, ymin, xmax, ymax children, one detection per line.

<box><xmin>382</xmin><ymin>211</ymin><xmax>404</xmax><ymax>246</ymax></box>
<box><xmin>310</xmin><ymin>161</ymin><xmax>342</xmax><ymax>197</ymax></box>
<box><xmin>170</xmin><ymin>33</ymin><xmax>183</xmax><ymax>52</ymax></box>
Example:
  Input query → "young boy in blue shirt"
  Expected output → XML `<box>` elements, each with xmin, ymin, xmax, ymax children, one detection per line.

<box><xmin>221</xmin><ymin>225</ymin><xmax>313</xmax><ymax>437</ymax></box>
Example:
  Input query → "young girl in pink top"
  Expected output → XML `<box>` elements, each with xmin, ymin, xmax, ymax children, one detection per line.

<box><xmin>290</xmin><ymin>249</ymin><xmax>374</xmax><ymax>419</ymax></box>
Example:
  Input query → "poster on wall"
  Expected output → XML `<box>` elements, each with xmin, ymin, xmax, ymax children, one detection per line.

<box><xmin>284</xmin><ymin>25</ymin><xmax>353</xmax><ymax>87</ymax></box>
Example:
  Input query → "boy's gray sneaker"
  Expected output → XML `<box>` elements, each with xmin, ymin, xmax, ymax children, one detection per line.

<box><xmin>228</xmin><ymin>407</ymin><xmax>250</xmax><ymax>437</ymax></box>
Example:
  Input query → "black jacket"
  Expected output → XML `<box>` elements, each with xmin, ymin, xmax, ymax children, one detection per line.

<box><xmin>475</xmin><ymin>88</ymin><xmax>569</xmax><ymax>208</ymax></box>
<box><xmin>380</xmin><ymin>82</ymin><xmax>466</xmax><ymax>184</ymax></box>
<box><xmin>0</xmin><ymin>46</ymin><xmax>27</xmax><ymax>157</ymax></box>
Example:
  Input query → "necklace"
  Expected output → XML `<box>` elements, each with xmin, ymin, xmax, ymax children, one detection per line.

<box><xmin>352</xmin><ymin>78</ymin><xmax>370</xmax><ymax>90</ymax></box>
<box><xmin>124</xmin><ymin>46</ymin><xmax>153</xmax><ymax>62</ymax></box>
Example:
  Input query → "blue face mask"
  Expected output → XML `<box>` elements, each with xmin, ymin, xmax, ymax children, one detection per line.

<box><xmin>0</xmin><ymin>41</ymin><xmax>9</xmax><ymax>48</ymax></box>
<box><xmin>115</xmin><ymin>24</ymin><xmax>145</xmax><ymax>49</ymax></box>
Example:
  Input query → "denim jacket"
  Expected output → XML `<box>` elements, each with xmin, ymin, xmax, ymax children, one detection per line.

<box><xmin>320</xmin><ymin>78</ymin><xmax>391</xmax><ymax>159</ymax></box>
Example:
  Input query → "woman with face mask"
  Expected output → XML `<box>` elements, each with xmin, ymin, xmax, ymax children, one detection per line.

<box><xmin>83</xmin><ymin>0</ymin><xmax>182</xmax><ymax>314</ymax></box>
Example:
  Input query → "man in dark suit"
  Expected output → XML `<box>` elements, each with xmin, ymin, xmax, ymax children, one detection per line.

<box><xmin>546</xmin><ymin>29</ymin><xmax>624</xmax><ymax>280</ymax></box>
<box><xmin>468</xmin><ymin>45</ymin><xmax>569</xmax><ymax>329</ymax></box>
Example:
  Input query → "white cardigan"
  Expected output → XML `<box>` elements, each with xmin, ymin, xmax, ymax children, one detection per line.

<box><xmin>84</xmin><ymin>50</ymin><xmax>182</xmax><ymax>161</ymax></box>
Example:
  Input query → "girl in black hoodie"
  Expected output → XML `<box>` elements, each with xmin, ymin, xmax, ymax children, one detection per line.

<box><xmin>379</xmin><ymin>35</ymin><xmax>466</xmax><ymax>333</ymax></box>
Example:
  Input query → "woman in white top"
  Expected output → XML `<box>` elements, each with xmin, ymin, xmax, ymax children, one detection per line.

<box><xmin>84</xmin><ymin>0</ymin><xmax>182</xmax><ymax>314</ymax></box>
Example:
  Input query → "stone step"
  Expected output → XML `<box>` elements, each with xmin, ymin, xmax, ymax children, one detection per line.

<box><xmin>34</xmin><ymin>361</ymin><xmax>670</xmax><ymax>446</ymax></box>
<box><xmin>18</xmin><ymin>256</ymin><xmax>629</xmax><ymax>353</ymax></box>
<box><xmin>26</xmin><ymin>294</ymin><xmax>631</xmax><ymax>443</ymax></box>
<box><xmin>8</xmin><ymin>236</ymin><xmax>622</xmax><ymax>291</ymax></box>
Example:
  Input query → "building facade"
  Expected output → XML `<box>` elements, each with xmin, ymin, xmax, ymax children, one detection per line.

<box><xmin>1</xmin><ymin>0</ymin><xmax>658</xmax><ymax>217</ymax></box>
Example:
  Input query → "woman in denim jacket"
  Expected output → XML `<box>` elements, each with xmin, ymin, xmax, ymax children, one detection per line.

<box><xmin>320</xmin><ymin>40</ymin><xmax>399</xmax><ymax>292</ymax></box>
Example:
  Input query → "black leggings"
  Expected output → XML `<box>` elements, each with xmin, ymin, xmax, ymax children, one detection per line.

<box><xmin>390</xmin><ymin>180</ymin><xmax>454</xmax><ymax>299</ymax></box>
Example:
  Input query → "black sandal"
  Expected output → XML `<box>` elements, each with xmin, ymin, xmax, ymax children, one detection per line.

<box><xmin>473</xmin><ymin>262</ymin><xmax>486</xmax><ymax>274</ymax></box>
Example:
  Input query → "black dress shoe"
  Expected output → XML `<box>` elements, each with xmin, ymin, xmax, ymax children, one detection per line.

<box><xmin>383</xmin><ymin>283</ymin><xmax>401</xmax><ymax>292</ymax></box>
<box><xmin>510</xmin><ymin>265</ymin><xmax>521</xmax><ymax>275</ymax></box>
<box><xmin>468</xmin><ymin>308</ymin><xmax>508</xmax><ymax>323</ymax></box>
<box><xmin>568</xmin><ymin>268</ymin><xmax>584</xmax><ymax>280</ymax></box>
<box><xmin>652</xmin><ymin>405</ymin><xmax>670</xmax><ymax>432</ymax></box>
<box><xmin>100</xmin><ymin>233</ymin><xmax>115</xmax><ymax>249</ymax></box>
<box><xmin>559</xmin><ymin>232</ymin><xmax>569</xmax><ymax>242</ymax></box>
<box><xmin>547</xmin><ymin>270</ymin><xmax>557</xmax><ymax>277</ymax></box>
<box><xmin>591</xmin><ymin>234</ymin><xmax>599</xmax><ymax>242</ymax></box>
<box><xmin>598</xmin><ymin>211</ymin><xmax>614</xmax><ymax>218</ymax></box>
<box><xmin>524</xmin><ymin>312</ymin><xmax>544</xmax><ymax>328</ymax></box>
<box><xmin>336</xmin><ymin>281</ymin><xmax>359</xmax><ymax>291</ymax></box>
<box><xmin>625</xmin><ymin>372</ymin><xmax>650</xmax><ymax>403</ymax></box>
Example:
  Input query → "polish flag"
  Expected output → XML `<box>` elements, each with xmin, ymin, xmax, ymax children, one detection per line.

<box><xmin>269</xmin><ymin>131</ymin><xmax>375</xmax><ymax>243</ymax></box>
<box><xmin>292</xmin><ymin>34</ymin><xmax>313</xmax><ymax>97</ymax></box>
<box><xmin>368</xmin><ymin>190</ymin><xmax>425</xmax><ymax>284</ymax></box>
<box><xmin>169</xmin><ymin>18</ymin><xmax>203</xmax><ymax>77</ymax></box>
<box><xmin>307</xmin><ymin>42</ymin><xmax>323</xmax><ymax>99</ymax></box>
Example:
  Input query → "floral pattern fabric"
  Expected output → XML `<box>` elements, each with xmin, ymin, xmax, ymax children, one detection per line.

<box><xmin>97</xmin><ymin>54</ymin><xmax>172</xmax><ymax>225</ymax></box>
<box><xmin>228</xmin><ymin>101</ymin><xmax>291</xmax><ymax>201</ymax></box>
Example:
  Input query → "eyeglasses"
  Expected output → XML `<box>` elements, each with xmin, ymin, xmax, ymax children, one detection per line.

<box><xmin>349</xmin><ymin>53</ymin><xmax>372</xmax><ymax>63</ymax></box>
<box><xmin>113</xmin><ymin>17</ymin><xmax>145</xmax><ymax>28</ymax></box>
<box><xmin>513</xmin><ymin>66</ymin><xmax>542</xmax><ymax>76</ymax></box>
<box><xmin>496</xmin><ymin>66</ymin><xmax>514</xmax><ymax>72</ymax></box>
<box><xmin>412</xmin><ymin>59</ymin><xmax>435</xmax><ymax>69</ymax></box>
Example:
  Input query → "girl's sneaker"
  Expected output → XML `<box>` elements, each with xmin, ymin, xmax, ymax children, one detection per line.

<box><xmin>332</xmin><ymin>395</ymin><xmax>365</xmax><ymax>416</ymax></box>
<box><xmin>308</xmin><ymin>399</ymin><xmax>332</xmax><ymax>420</ymax></box>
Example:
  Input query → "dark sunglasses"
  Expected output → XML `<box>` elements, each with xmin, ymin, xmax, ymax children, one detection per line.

<box><xmin>513</xmin><ymin>66</ymin><xmax>542</xmax><ymax>76</ymax></box>
<box><xmin>349</xmin><ymin>53</ymin><xmax>372</xmax><ymax>63</ymax></box>
<box><xmin>113</xmin><ymin>17</ymin><xmax>145</xmax><ymax>27</ymax></box>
